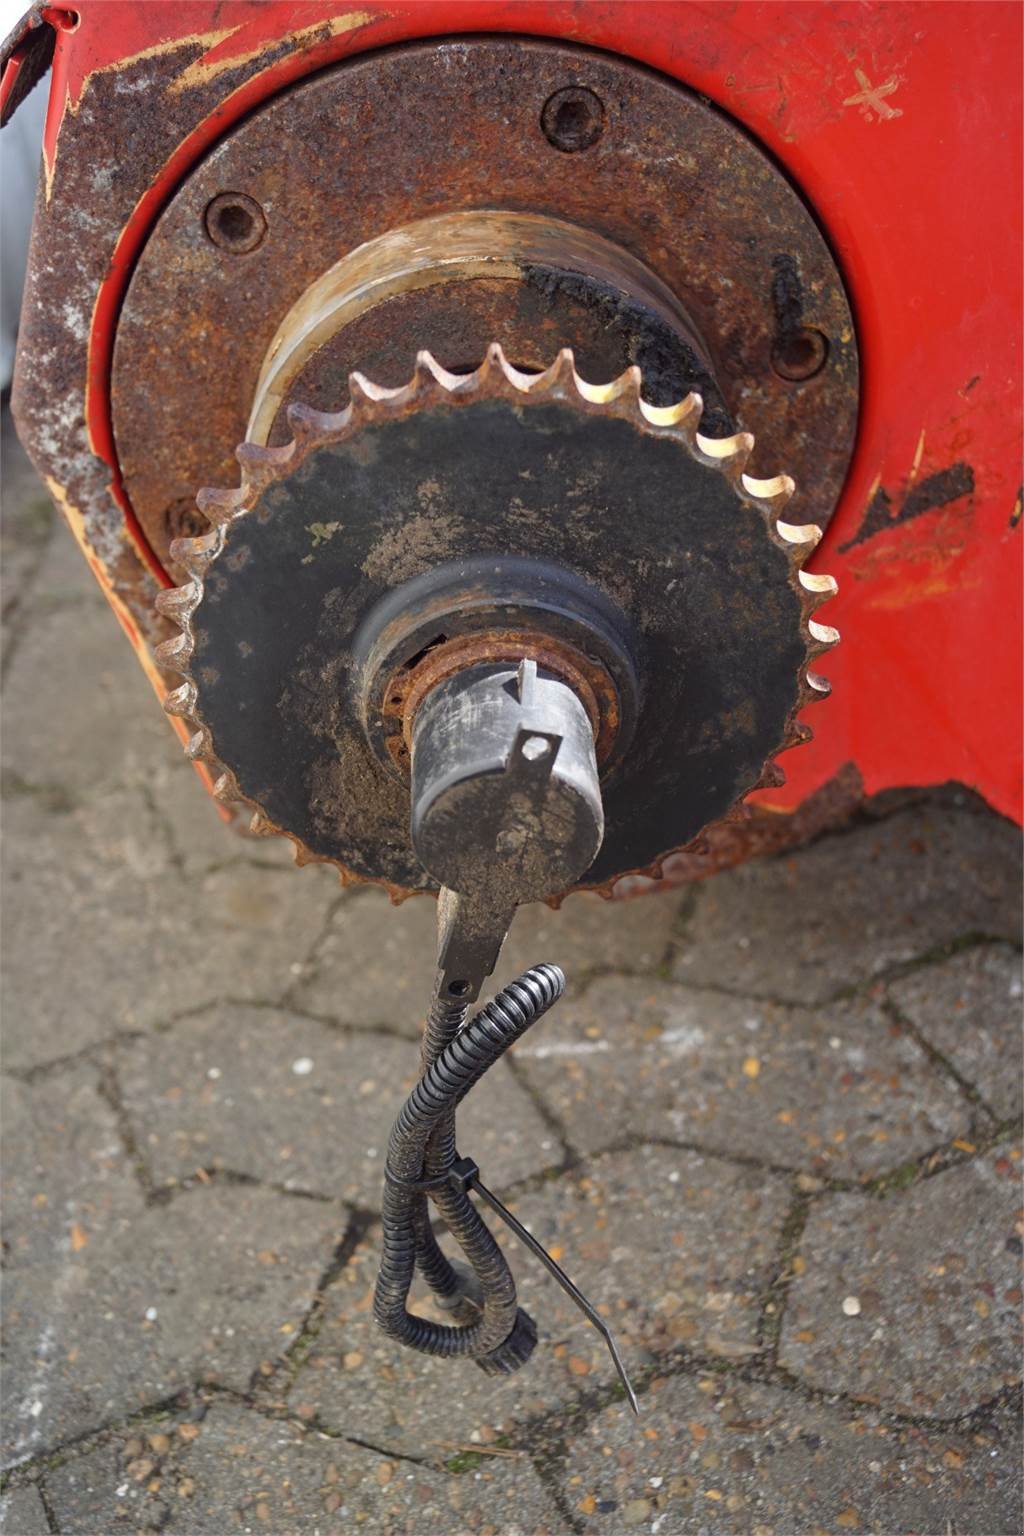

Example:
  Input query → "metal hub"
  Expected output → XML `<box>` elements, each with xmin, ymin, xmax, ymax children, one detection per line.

<box><xmin>355</xmin><ymin>555</ymin><xmax>638</xmax><ymax>780</ymax></box>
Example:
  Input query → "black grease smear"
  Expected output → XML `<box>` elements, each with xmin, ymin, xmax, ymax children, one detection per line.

<box><xmin>770</xmin><ymin>253</ymin><xmax>804</xmax><ymax>341</ymax></box>
<box><xmin>840</xmin><ymin>463</ymin><xmax>975</xmax><ymax>552</ymax></box>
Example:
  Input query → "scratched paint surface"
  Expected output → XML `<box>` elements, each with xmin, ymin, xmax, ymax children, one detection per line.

<box><xmin>13</xmin><ymin>0</ymin><xmax>1023</xmax><ymax>827</ymax></box>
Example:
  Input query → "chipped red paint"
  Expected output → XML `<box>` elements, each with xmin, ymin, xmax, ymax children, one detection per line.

<box><xmin>29</xmin><ymin>1</ymin><xmax>1024</xmax><ymax>826</ymax></box>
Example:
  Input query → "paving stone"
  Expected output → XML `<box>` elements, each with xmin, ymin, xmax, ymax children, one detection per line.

<box><xmin>44</xmin><ymin>1400</ymin><xmax>560</xmax><ymax>1534</ymax></box>
<box><xmin>1</xmin><ymin>1066</ymin><xmax>144</xmax><ymax>1269</ymax></box>
<box><xmin>0</xmin><ymin>1485</ymin><xmax>49</xmax><ymax>1535</ymax></box>
<box><xmin>295</xmin><ymin>888</ymin><xmax>438</xmax><ymax>1034</ymax></box>
<box><xmin>780</xmin><ymin>1144</ymin><xmax>1024</xmax><ymax>1417</ymax></box>
<box><xmin>889</xmin><ymin>943</ymin><xmax>1024</xmax><ymax>1121</ymax></box>
<box><xmin>493</xmin><ymin>889</ymin><xmax>682</xmax><ymax>993</ymax></box>
<box><xmin>1</xmin><ymin>1186</ymin><xmax>345</xmax><ymax>1464</ymax></box>
<box><xmin>116</xmin><ymin>1003</ymin><xmax>561</xmax><ymax>1204</ymax></box>
<box><xmin>1</xmin><ymin>791</ymin><xmax>338</xmax><ymax>1072</ymax></box>
<box><xmin>0</xmin><ymin>494</ymin><xmax>53</xmax><ymax>635</ymax></box>
<box><xmin>1</xmin><ymin>596</ymin><xmax>177</xmax><ymax>800</ymax></box>
<box><xmin>1</xmin><ymin>410</ymin><xmax>54</xmax><ymax>626</ymax></box>
<box><xmin>559</xmin><ymin>1370</ymin><xmax>1022</xmax><ymax>1534</ymax></box>
<box><xmin>151</xmin><ymin>755</ymin><xmax>301</xmax><ymax>879</ymax></box>
<box><xmin>294</xmin><ymin>1146</ymin><xmax>789</xmax><ymax>1454</ymax></box>
<box><xmin>516</xmin><ymin>977</ymin><xmax>968</xmax><ymax>1177</ymax></box>
<box><xmin>672</xmin><ymin>806</ymin><xmax>1022</xmax><ymax>1004</ymax></box>
<box><xmin>295</xmin><ymin>885</ymin><xmax>685</xmax><ymax>1038</ymax></box>
<box><xmin>44</xmin><ymin>1438</ymin><xmax>172</xmax><ymax>1536</ymax></box>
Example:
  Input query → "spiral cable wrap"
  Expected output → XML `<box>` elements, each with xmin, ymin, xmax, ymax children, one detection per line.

<box><xmin>374</xmin><ymin>965</ymin><xmax>564</xmax><ymax>1365</ymax></box>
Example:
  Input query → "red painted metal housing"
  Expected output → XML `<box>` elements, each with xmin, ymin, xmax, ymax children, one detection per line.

<box><xmin>10</xmin><ymin>1</ymin><xmax>1023</xmax><ymax>827</ymax></box>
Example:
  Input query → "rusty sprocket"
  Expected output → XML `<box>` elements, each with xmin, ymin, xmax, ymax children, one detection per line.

<box><xmin>155</xmin><ymin>346</ymin><xmax>839</xmax><ymax>900</ymax></box>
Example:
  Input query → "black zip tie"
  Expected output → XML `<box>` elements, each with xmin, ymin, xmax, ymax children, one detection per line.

<box><xmin>383</xmin><ymin>1166</ymin><xmax>454</xmax><ymax>1194</ymax></box>
<box><xmin>450</xmin><ymin>1156</ymin><xmax>640</xmax><ymax>1415</ymax></box>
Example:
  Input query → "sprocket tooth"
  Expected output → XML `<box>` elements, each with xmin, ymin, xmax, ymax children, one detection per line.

<box><xmin>783</xmin><ymin>720</ymin><xmax>814</xmax><ymax>750</ymax></box>
<box><xmin>186</xmin><ymin>727</ymin><xmax>212</xmax><ymax>761</ymax></box>
<box><xmin>212</xmin><ymin>770</ymin><xmax>239</xmax><ymax>806</ymax></box>
<box><xmin>639</xmin><ymin>391</ymin><xmax>703</xmax><ymax>434</ymax></box>
<box><xmin>807</xmin><ymin>617</ymin><xmax>841</xmax><ymax>653</ymax></box>
<box><xmin>154</xmin><ymin>629</ymin><xmax>194</xmax><ymax>671</ymax></box>
<box><xmin>286</xmin><ymin>400</ymin><xmax>345</xmax><ymax>446</ymax></box>
<box><xmin>404</xmin><ymin>349</ymin><xmax>450</xmax><ymax>397</ymax></box>
<box><xmin>576</xmin><ymin>363</ymin><xmax>643</xmax><ymax>407</ymax></box>
<box><xmin>695</xmin><ymin>428</ymin><xmax>755</xmax><ymax>480</ymax></box>
<box><xmin>164</xmin><ymin>680</ymin><xmax>197</xmax><ymax>718</ymax></box>
<box><xmin>170</xmin><ymin>527</ymin><xmax>224</xmax><ymax>574</ymax></box>
<box><xmin>741</xmin><ymin>473</ymin><xmax>796</xmax><ymax>517</ymax></box>
<box><xmin>236</xmin><ymin>438</ymin><xmax>295</xmax><ymax>491</ymax></box>
<box><xmin>755</xmin><ymin>760</ymin><xmax>787</xmax><ymax>790</ymax></box>
<box><xmin>155</xmin><ymin>581</ymin><xmax>201</xmax><ymax>621</ymax></box>
<box><xmin>196</xmin><ymin>485</ymin><xmax>247</xmax><ymax>528</ymax></box>
<box><xmin>775</xmin><ymin>515</ymin><xmax>822</xmax><ymax>551</ymax></box>
<box><xmin>532</xmin><ymin>347</ymin><xmax>577</xmax><ymax>394</ymax></box>
<box><xmin>348</xmin><ymin>368</ymin><xmax>403</xmax><ymax>410</ymax></box>
<box><xmin>798</xmin><ymin>569</ymin><xmax>839</xmax><ymax>599</ymax></box>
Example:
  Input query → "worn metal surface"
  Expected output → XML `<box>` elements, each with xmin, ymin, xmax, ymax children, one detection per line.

<box><xmin>112</xmin><ymin>37</ymin><xmax>858</xmax><ymax>574</ymax></box>
<box><xmin>155</xmin><ymin>348</ymin><xmax>838</xmax><ymax>897</ymax></box>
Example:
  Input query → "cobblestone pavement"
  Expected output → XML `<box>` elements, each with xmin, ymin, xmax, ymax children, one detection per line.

<box><xmin>2</xmin><ymin>408</ymin><xmax>1022</xmax><ymax>1534</ymax></box>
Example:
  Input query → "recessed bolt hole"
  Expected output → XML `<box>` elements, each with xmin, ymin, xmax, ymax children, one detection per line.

<box><xmin>521</xmin><ymin>735</ymin><xmax>551</xmax><ymax>761</ymax></box>
<box><xmin>771</xmin><ymin>328</ymin><xmax>828</xmax><ymax>382</ymax></box>
<box><xmin>204</xmin><ymin>192</ymin><xmax>267</xmax><ymax>253</ymax></box>
<box><xmin>541</xmin><ymin>87</ymin><xmax>605</xmax><ymax>153</ymax></box>
<box><xmin>448</xmin><ymin>979</ymin><xmax>470</xmax><ymax>997</ymax></box>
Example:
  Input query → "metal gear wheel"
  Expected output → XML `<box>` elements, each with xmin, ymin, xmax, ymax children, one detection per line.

<box><xmin>155</xmin><ymin>345</ymin><xmax>838</xmax><ymax>899</ymax></box>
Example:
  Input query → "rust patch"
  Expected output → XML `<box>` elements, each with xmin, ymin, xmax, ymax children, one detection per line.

<box><xmin>111</xmin><ymin>37</ymin><xmax>857</xmax><ymax>572</ymax></box>
<box><xmin>380</xmin><ymin>627</ymin><xmax>618</xmax><ymax>775</ymax></box>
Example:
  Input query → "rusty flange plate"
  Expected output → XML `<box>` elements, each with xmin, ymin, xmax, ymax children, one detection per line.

<box><xmin>113</xmin><ymin>38</ymin><xmax>858</xmax><ymax>575</ymax></box>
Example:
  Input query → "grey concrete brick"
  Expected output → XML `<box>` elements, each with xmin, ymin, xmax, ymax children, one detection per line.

<box><xmin>152</xmin><ymin>756</ymin><xmax>300</xmax><ymax>879</ymax></box>
<box><xmin>1</xmin><ymin>792</ymin><xmax>338</xmax><ymax>1072</ymax></box>
<box><xmin>1</xmin><ymin>598</ymin><xmax>177</xmax><ymax>800</ymax></box>
<box><xmin>295</xmin><ymin>885</ymin><xmax>685</xmax><ymax>1039</ymax></box>
<box><xmin>672</xmin><ymin>806</ymin><xmax>1022</xmax><ymax>1004</ymax></box>
<box><xmin>780</xmin><ymin>1144</ymin><xmax>1023</xmax><ymax>1417</ymax></box>
<box><xmin>559</xmin><ymin>1371</ymin><xmax>1022</xmax><ymax>1534</ymax></box>
<box><xmin>1</xmin><ymin>1066</ymin><xmax>143</xmax><ymax>1270</ymax></box>
<box><xmin>44</xmin><ymin>1401</ymin><xmax>560</xmax><ymax>1535</ymax></box>
<box><xmin>1</xmin><ymin>410</ymin><xmax>55</xmax><ymax>636</ymax></box>
<box><xmin>516</xmin><ymin>977</ymin><xmax>968</xmax><ymax>1177</ymax></box>
<box><xmin>115</xmin><ymin>1004</ymin><xmax>563</xmax><ymax>1204</ymax></box>
<box><xmin>294</xmin><ymin>1146</ymin><xmax>790</xmax><ymax>1454</ymax></box>
<box><xmin>889</xmin><ymin>943</ymin><xmax>1024</xmax><ymax>1121</ymax></box>
<box><xmin>293</xmin><ymin>888</ymin><xmax>437</xmax><ymax>1034</ymax></box>
<box><xmin>1</xmin><ymin>1187</ymin><xmax>345</xmax><ymax>1463</ymax></box>
<box><xmin>0</xmin><ymin>1485</ymin><xmax>49</xmax><ymax>1535</ymax></box>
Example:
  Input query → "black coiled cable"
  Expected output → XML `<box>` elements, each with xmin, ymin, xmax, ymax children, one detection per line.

<box><xmin>373</xmin><ymin>964</ymin><xmax>564</xmax><ymax>1367</ymax></box>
